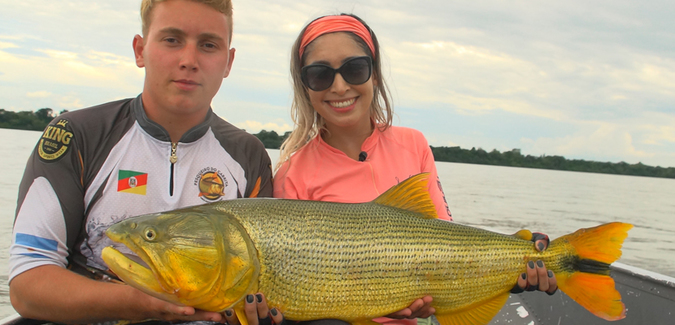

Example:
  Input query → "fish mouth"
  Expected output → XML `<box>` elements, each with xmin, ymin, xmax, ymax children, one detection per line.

<box><xmin>101</xmin><ymin>246</ymin><xmax>182</xmax><ymax>304</ymax></box>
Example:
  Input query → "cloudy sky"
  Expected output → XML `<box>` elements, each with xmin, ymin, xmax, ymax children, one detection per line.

<box><xmin>1</xmin><ymin>0</ymin><xmax>674</xmax><ymax>167</ymax></box>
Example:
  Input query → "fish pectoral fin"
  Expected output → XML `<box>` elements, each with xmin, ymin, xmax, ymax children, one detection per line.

<box><xmin>435</xmin><ymin>292</ymin><xmax>509</xmax><ymax>325</ymax></box>
<box><xmin>372</xmin><ymin>173</ymin><xmax>438</xmax><ymax>219</ymax></box>
<box><xmin>511</xmin><ymin>229</ymin><xmax>533</xmax><ymax>241</ymax></box>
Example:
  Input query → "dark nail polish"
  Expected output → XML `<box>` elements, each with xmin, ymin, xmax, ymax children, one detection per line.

<box><xmin>225</xmin><ymin>309</ymin><xmax>233</xmax><ymax>317</ymax></box>
<box><xmin>528</xmin><ymin>261</ymin><xmax>535</xmax><ymax>269</ymax></box>
<box><xmin>548</xmin><ymin>270</ymin><xmax>554</xmax><ymax>278</ymax></box>
<box><xmin>256</xmin><ymin>293</ymin><xmax>263</xmax><ymax>303</ymax></box>
<box><xmin>521</xmin><ymin>273</ymin><xmax>527</xmax><ymax>280</ymax></box>
<box><xmin>270</xmin><ymin>308</ymin><xmax>278</xmax><ymax>316</ymax></box>
<box><xmin>537</xmin><ymin>242</ymin><xmax>545</xmax><ymax>251</ymax></box>
<box><xmin>537</xmin><ymin>260</ymin><xmax>544</xmax><ymax>268</ymax></box>
<box><xmin>246</xmin><ymin>294</ymin><xmax>254</xmax><ymax>303</ymax></box>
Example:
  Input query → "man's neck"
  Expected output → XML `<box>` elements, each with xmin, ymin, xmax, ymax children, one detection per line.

<box><xmin>141</xmin><ymin>95</ymin><xmax>209</xmax><ymax>143</ymax></box>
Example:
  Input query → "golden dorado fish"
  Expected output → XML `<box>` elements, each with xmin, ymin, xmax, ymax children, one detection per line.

<box><xmin>101</xmin><ymin>173</ymin><xmax>632</xmax><ymax>325</ymax></box>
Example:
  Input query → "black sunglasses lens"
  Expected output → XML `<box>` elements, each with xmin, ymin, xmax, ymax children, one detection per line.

<box><xmin>302</xmin><ymin>57</ymin><xmax>372</xmax><ymax>91</ymax></box>
<box><xmin>304</xmin><ymin>66</ymin><xmax>335</xmax><ymax>91</ymax></box>
<box><xmin>340</xmin><ymin>57</ymin><xmax>371</xmax><ymax>85</ymax></box>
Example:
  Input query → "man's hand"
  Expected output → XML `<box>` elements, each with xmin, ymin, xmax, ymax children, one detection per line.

<box><xmin>385</xmin><ymin>295</ymin><xmax>434</xmax><ymax>319</ymax></box>
<box><xmin>9</xmin><ymin>265</ymin><xmax>227</xmax><ymax>323</ymax></box>
<box><xmin>140</xmin><ymin>294</ymin><xmax>225</xmax><ymax>322</ymax></box>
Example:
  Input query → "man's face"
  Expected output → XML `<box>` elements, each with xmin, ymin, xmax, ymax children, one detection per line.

<box><xmin>134</xmin><ymin>0</ymin><xmax>235</xmax><ymax>117</ymax></box>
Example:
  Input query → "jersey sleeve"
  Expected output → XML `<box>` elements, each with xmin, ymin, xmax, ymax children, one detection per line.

<box><xmin>10</xmin><ymin>117</ymin><xmax>85</xmax><ymax>282</ymax></box>
<box><xmin>247</xmin><ymin>147</ymin><xmax>274</xmax><ymax>198</ymax></box>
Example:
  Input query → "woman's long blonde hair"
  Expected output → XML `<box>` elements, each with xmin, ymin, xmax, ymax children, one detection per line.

<box><xmin>276</xmin><ymin>14</ymin><xmax>393</xmax><ymax>172</ymax></box>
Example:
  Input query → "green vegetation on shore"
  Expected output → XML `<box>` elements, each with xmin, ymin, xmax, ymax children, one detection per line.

<box><xmin>0</xmin><ymin>108</ymin><xmax>67</xmax><ymax>131</ymax></box>
<box><xmin>430</xmin><ymin>146</ymin><xmax>675</xmax><ymax>179</ymax></box>
<box><xmin>1</xmin><ymin>109</ymin><xmax>672</xmax><ymax>179</ymax></box>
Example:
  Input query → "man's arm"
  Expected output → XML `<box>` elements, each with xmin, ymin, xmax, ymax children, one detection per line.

<box><xmin>10</xmin><ymin>265</ymin><xmax>225</xmax><ymax>324</ymax></box>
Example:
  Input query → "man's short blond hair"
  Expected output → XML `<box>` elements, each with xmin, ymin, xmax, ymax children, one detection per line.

<box><xmin>140</xmin><ymin>0</ymin><xmax>233</xmax><ymax>41</ymax></box>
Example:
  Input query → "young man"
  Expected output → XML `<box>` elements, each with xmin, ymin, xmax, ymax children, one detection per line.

<box><xmin>9</xmin><ymin>0</ymin><xmax>273</xmax><ymax>323</ymax></box>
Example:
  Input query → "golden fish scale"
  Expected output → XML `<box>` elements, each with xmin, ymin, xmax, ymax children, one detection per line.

<box><xmin>213</xmin><ymin>199</ymin><xmax>562</xmax><ymax>321</ymax></box>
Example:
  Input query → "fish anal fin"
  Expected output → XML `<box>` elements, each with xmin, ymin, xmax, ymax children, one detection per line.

<box><xmin>235</xmin><ymin>305</ymin><xmax>249</xmax><ymax>325</ymax></box>
<box><xmin>511</xmin><ymin>229</ymin><xmax>533</xmax><ymax>241</ymax></box>
<box><xmin>352</xmin><ymin>319</ymin><xmax>380</xmax><ymax>325</ymax></box>
<box><xmin>435</xmin><ymin>293</ymin><xmax>509</xmax><ymax>325</ymax></box>
<box><xmin>556</xmin><ymin>272</ymin><xmax>626</xmax><ymax>321</ymax></box>
<box><xmin>372</xmin><ymin>173</ymin><xmax>437</xmax><ymax>219</ymax></box>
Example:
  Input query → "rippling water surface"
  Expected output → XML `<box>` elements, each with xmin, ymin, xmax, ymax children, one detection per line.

<box><xmin>1</xmin><ymin>129</ymin><xmax>673</xmax><ymax>318</ymax></box>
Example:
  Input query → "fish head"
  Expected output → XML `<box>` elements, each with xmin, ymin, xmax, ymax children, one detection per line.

<box><xmin>101</xmin><ymin>207</ymin><xmax>259</xmax><ymax>311</ymax></box>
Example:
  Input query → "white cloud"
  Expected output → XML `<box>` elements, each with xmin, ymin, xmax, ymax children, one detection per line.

<box><xmin>0</xmin><ymin>41</ymin><xmax>18</xmax><ymax>50</ymax></box>
<box><xmin>37</xmin><ymin>49</ymin><xmax>79</xmax><ymax>60</ymax></box>
<box><xmin>26</xmin><ymin>91</ymin><xmax>51</xmax><ymax>98</ymax></box>
<box><xmin>0</xmin><ymin>47</ymin><xmax>142</xmax><ymax>96</ymax></box>
<box><xmin>1</xmin><ymin>0</ymin><xmax>674</xmax><ymax>167</ymax></box>
<box><xmin>57</xmin><ymin>96</ymin><xmax>84</xmax><ymax>109</ymax></box>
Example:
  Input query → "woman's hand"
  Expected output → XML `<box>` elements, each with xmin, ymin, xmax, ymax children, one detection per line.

<box><xmin>225</xmin><ymin>293</ymin><xmax>285</xmax><ymax>325</ymax></box>
<box><xmin>511</xmin><ymin>232</ymin><xmax>558</xmax><ymax>295</ymax></box>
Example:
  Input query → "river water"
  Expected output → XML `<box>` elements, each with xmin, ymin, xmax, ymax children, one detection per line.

<box><xmin>0</xmin><ymin>128</ymin><xmax>673</xmax><ymax>318</ymax></box>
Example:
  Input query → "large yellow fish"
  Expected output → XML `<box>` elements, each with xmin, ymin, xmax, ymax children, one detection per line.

<box><xmin>102</xmin><ymin>173</ymin><xmax>631</xmax><ymax>325</ymax></box>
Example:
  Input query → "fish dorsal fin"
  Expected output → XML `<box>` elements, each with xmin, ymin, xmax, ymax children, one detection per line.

<box><xmin>372</xmin><ymin>173</ymin><xmax>438</xmax><ymax>219</ymax></box>
<box><xmin>435</xmin><ymin>292</ymin><xmax>510</xmax><ymax>325</ymax></box>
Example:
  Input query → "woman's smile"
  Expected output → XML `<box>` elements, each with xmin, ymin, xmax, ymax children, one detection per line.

<box><xmin>327</xmin><ymin>97</ymin><xmax>358</xmax><ymax>112</ymax></box>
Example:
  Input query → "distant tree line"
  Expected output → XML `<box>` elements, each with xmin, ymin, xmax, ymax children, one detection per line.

<box><xmin>254</xmin><ymin>129</ymin><xmax>291</xmax><ymax>149</ymax></box>
<box><xmin>2</xmin><ymin>111</ymin><xmax>673</xmax><ymax>179</ymax></box>
<box><xmin>250</xmin><ymin>130</ymin><xmax>675</xmax><ymax>179</ymax></box>
<box><xmin>0</xmin><ymin>108</ymin><xmax>68</xmax><ymax>131</ymax></box>
<box><xmin>430</xmin><ymin>147</ymin><xmax>675</xmax><ymax>179</ymax></box>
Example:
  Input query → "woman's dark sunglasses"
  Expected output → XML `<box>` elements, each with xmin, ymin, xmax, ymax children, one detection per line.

<box><xmin>301</xmin><ymin>56</ymin><xmax>373</xmax><ymax>91</ymax></box>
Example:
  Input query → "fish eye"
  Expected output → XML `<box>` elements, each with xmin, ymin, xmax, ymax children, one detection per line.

<box><xmin>144</xmin><ymin>228</ymin><xmax>157</xmax><ymax>241</ymax></box>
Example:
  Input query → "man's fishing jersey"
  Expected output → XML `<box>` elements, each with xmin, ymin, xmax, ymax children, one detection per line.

<box><xmin>274</xmin><ymin>125</ymin><xmax>452</xmax><ymax>221</ymax></box>
<box><xmin>9</xmin><ymin>95</ymin><xmax>273</xmax><ymax>281</ymax></box>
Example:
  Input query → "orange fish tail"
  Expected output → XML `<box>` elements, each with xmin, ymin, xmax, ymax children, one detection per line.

<box><xmin>552</xmin><ymin>222</ymin><xmax>633</xmax><ymax>321</ymax></box>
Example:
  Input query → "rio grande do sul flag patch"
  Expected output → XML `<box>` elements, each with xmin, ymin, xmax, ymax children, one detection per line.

<box><xmin>117</xmin><ymin>170</ymin><xmax>148</xmax><ymax>195</ymax></box>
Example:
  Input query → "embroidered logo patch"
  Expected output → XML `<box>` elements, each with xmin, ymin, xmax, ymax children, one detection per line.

<box><xmin>38</xmin><ymin>119</ymin><xmax>73</xmax><ymax>162</ymax></box>
<box><xmin>194</xmin><ymin>167</ymin><xmax>228</xmax><ymax>202</ymax></box>
<box><xmin>117</xmin><ymin>170</ymin><xmax>148</xmax><ymax>195</ymax></box>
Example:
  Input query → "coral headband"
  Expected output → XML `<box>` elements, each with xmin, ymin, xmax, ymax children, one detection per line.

<box><xmin>299</xmin><ymin>15</ymin><xmax>376</xmax><ymax>60</ymax></box>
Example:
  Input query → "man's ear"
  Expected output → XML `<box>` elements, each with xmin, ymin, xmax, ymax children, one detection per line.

<box><xmin>132</xmin><ymin>34</ymin><xmax>146</xmax><ymax>68</ymax></box>
<box><xmin>223</xmin><ymin>47</ymin><xmax>236</xmax><ymax>78</ymax></box>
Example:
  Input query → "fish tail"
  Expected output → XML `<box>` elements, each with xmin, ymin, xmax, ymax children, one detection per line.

<box><xmin>552</xmin><ymin>222</ymin><xmax>633</xmax><ymax>321</ymax></box>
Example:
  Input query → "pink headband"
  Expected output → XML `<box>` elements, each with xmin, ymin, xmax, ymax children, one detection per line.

<box><xmin>299</xmin><ymin>15</ymin><xmax>376</xmax><ymax>60</ymax></box>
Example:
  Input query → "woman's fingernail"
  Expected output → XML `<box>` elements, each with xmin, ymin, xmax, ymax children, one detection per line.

<box><xmin>521</xmin><ymin>273</ymin><xmax>527</xmax><ymax>280</ymax></box>
<box><xmin>225</xmin><ymin>309</ymin><xmax>233</xmax><ymax>317</ymax></box>
<box><xmin>271</xmin><ymin>308</ymin><xmax>278</xmax><ymax>316</ymax></box>
<box><xmin>528</xmin><ymin>261</ymin><xmax>535</xmax><ymax>269</ymax></box>
<box><xmin>537</xmin><ymin>242</ymin><xmax>545</xmax><ymax>251</ymax></box>
<box><xmin>256</xmin><ymin>293</ymin><xmax>263</xmax><ymax>303</ymax></box>
<box><xmin>548</xmin><ymin>270</ymin><xmax>554</xmax><ymax>278</ymax></box>
<box><xmin>537</xmin><ymin>260</ymin><xmax>544</xmax><ymax>268</ymax></box>
<box><xmin>246</xmin><ymin>294</ymin><xmax>254</xmax><ymax>303</ymax></box>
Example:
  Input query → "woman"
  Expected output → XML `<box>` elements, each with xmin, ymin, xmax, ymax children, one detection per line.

<box><xmin>237</xmin><ymin>13</ymin><xmax>556</xmax><ymax>325</ymax></box>
<box><xmin>274</xmin><ymin>14</ymin><xmax>451</xmax><ymax>223</ymax></box>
